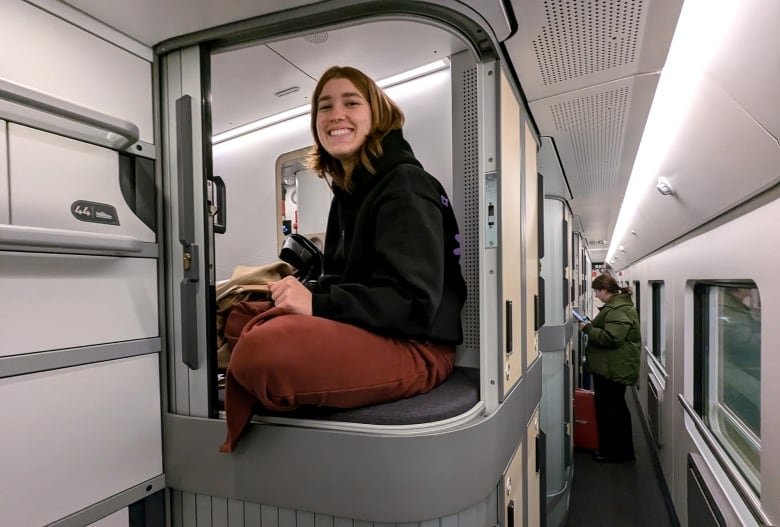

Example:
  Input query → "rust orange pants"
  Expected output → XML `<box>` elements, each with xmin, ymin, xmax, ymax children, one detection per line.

<box><xmin>220</xmin><ymin>300</ymin><xmax>455</xmax><ymax>452</ymax></box>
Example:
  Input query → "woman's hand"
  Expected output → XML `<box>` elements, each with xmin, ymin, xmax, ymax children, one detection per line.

<box><xmin>268</xmin><ymin>276</ymin><xmax>313</xmax><ymax>316</ymax></box>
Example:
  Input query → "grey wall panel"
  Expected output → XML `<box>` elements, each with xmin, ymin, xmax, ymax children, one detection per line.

<box><xmin>450</xmin><ymin>50</ymin><xmax>481</xmax><ymax>359</ymax></box>
<box><xmin>182</xmin><ymin>492</ymin><xmax>197</xmax><ymax>527</ymax></box>
<box><xmin>197</xmin><ymin>494</ymin><xmax>213</xmax><ymax>526</ymax></box>
<box><xmin>229</xmin><ymin>499</ymin><xmax>246</xmax><ymax>527</ymax></box>
<box><xmin>174</xmin><ymin>489</ymin><xmax>499</xmax><ymax>526</ymax></box>
<box><xmin>244</xmin><ymin>502</ymin><xmax>261</xmax><ymax>526</ymax></box>
<box><xmin>165</xmin><ymin>361</ymin><xmax>540</xmax><ymax>523</ymax></box>
<box><xmin>212</xmin><ymin>497</ymin><xmax>228</xmax><ymax>527</ymax></box>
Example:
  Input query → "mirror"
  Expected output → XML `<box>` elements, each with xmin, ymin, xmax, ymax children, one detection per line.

<box><xmin>276</xmin><ymin>147</ymin><xmax>331</xmax><ymax>251</ymax></box>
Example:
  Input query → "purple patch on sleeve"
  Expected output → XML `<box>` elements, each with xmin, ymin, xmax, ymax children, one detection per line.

<box><xmin>440</xmin><ymin>195</ymin><xmax>449</xmax><ymax>207</ymax></box>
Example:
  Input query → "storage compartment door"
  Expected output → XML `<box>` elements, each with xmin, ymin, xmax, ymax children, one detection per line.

<box><xmin>0</xmin><ymin>355</ymin><xmax>162</xmax><ymax>527</ymax></box>
<box><xmin>523</xmin><ymin>120</ymin><xmax>540</xmax><ymax>368</ymax></box>
<box><xmin>502</xmin><ymin>442</ymin><xmax>524</xmax><ymax>527</ymax></box>
<box><xmin>0</xmin><ymin>252</ymin><xmax>158</xmax><ymax>357</ymax></box>
<box><xmin>7</xmin><ymin>124</ymin><xmax>155</xmax><ymax>242</ymax></box>
<box><xmin>0</xmin><ymin>0</ymin><xmax>153</xmax><ymax>143</ymax></box>
<box><xmin>527</xmin><ymin>407</ymin><xmax>542</xmax><ymax>527</ymax></box>
<box><xmin>499</xmin><ymin>67</ymin><xmax>523</xmax><ymax>399</ymax></box>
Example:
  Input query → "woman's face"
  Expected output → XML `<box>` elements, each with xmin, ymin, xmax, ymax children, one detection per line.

<box><xmin>316</xmin><ymin>77</ymin><xmax>372</xmax><ymax>162</ymax></box>
<box><xmin>594</xmin><ymin>288</ymin><xmax>612</xmax><ymax>304</ymax></box>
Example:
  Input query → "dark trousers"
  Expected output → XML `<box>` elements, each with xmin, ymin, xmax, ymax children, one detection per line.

<box><xmin>592</xmin><ymin>373</ymin><xmax>635</xmax><ymax>460</ymax></box>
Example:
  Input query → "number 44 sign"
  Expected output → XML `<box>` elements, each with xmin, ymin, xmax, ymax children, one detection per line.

<box><xmin>70</xmin><ymin>200</ymin><xmax>120</xmax><ymax>226</ymax></box>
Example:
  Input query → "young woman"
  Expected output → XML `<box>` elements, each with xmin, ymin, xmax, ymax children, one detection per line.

<box><xmin>220</xmin><ymin>66</ymin><xmax>467</xmax><ymax>452</ymax></box>
<box><xmin>579</xmin><ymin>273</ymin><xmax>641</xmax><ymax>463</ymax></box>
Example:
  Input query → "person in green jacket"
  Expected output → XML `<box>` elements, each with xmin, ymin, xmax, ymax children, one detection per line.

<box><xmin>579</xmin><ymin>273</ymin><xmax>641</xmax><ymax>463</ymax></box>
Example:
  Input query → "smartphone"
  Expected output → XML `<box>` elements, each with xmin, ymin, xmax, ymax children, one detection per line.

<box><xmin>572</xmin><ymin>308</ymin><xmax>589</xmax><ymax>323</ymax></box>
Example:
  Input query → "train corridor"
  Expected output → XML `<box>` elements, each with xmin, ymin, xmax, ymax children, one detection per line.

<box><xmin>565</xmin><ymin>388</ymin><xmax>679</xmax><ymax>527</ymax></box>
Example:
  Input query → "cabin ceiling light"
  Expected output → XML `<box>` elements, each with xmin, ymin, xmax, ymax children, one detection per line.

<box><xmin>212</xmin><ymin>59</ymin><xmax>449</xmax><ymax>145</ymax></box>
<box><xmin>376</xmin><ymin>59</ymin><xmax>449</xmax><ymax>89</ymax></box>
<box><xmin>656</xmin><ymin>176</ymin><xmax>674</xmax><ymax>196</ymax></box>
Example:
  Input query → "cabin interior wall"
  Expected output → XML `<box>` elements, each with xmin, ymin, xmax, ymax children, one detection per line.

<box><xmin>621</xmin><ymin>195</ymin><xmax>780</xmax><ymax>526</ymax></box>
<box><xmin>0</xmin><ymin>2</ymin><xmax>161</xmax><ymax>526</ymax></box>
<box><xmin>211</xmin><ymin>68</ymin><xmax>454</xmax><ymax>281</ymax></box>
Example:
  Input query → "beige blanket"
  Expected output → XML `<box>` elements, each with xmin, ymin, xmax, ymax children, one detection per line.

<box><xmin>215</xmin><ymin>261</ymin><xmax>294</xmax><ymax>369</ymax></box>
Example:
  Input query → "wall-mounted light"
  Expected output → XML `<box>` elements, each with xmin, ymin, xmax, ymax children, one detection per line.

<box><xmin>656</xmin><ymin>176</ymin><xmax>675</xmax><ymax>196</ymax></box>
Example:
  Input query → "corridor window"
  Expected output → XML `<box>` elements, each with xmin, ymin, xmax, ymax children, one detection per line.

<box><xmin>694</xmin><ymin>282</ymin><xmax>761</xmax><ymax>490</ymax></box>
<box><xmin>633</xmin><ymin>280</ymin><xmax>641</xmax><ymax>322</ymax></box>
<box><xmin>650</xmin><ymin>281</ymin><xmax>665</xmax><ymax>365</ymax></box>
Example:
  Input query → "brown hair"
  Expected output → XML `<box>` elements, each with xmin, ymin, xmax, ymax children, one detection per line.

<box><xmin>592</xmin><ymin>273</ymin><xmax>632</xmax><ymax>295</ymax></box>
<box><xmin>307</xmin><ymin>66</ymin><xmax>405</xmax><ymax>191</ymax></box>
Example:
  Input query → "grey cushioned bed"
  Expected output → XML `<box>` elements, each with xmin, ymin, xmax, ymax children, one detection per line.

<box><xmin>219</xmin><ymin>367</ymin><xmax>480</xmax><ymax>425</ymax></box>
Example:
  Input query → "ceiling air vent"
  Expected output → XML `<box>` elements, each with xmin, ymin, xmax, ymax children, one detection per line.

<box><xmin>304</xmin><ymin>32</ymin><xmax>329</xmax><ymax>44</ymax></box>
<box><xmin>532</xmin><ymin>0</ymin><xmax>644</xmax><ymax>85</ymax></box>
<box><xmin>274</xmin><ymin>86</ymin><xmax>300</xmax><ymax>97</ymax></box>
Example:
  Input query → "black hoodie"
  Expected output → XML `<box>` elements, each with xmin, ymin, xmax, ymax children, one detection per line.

<box><xmin>311</xmin><ymin>129</ymin><xmax>467</xmax><ymax>344</ymax></box>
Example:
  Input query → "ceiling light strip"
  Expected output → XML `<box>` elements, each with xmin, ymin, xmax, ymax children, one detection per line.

<box><xmin>211</xmin><ymin>59</ymin><xmax>450</xmax><ymax>145</ymax></box>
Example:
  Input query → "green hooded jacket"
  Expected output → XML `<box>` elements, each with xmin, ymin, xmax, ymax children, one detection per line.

<box><xmin>582</xmin><ymin>293</ymin><xmax>641</xmax><ymax>384</ymax></box>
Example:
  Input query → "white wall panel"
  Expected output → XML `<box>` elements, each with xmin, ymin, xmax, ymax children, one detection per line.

<box><xmin>88</xmin><ymin>508</ymin><xmax>130</xmax><ymax>527</ymax></box>
<box><xmin>625</xmin><ymin>197</ymin><xmax>780</xmax><ymax>525</ymax></box>
<box><xmin>8</xmin><ymin>124</ymin><xmax>155</xmax><ymax>242</ymax></box>
<box><xmin>702</xmin><ymin>0</ymin><xmax>780</xmax><ymax>138</ymax></box>
<box><xmin>0</xmin><ymin>355</ymin><xmax>162</xmax><ymax>527</ymax></box>
<box><xmin>8</xmin><ymin>125</ymin><xmax>155</xmax><ymax>241</ymax></box>
<box><xmin>0</xmin><ymin>1</ymin><xmax>154</xmax><ymax>143</ymax></box>
<box><xmin>499</xmin><ymin>71</ymin><xmax>523</xmax><ymax>396</ymax></box>
<box><xmin>0</xmin><ymin>252</ymin><xmax>158</xmax><ymax>356</ymax></box>
<box><xmin>0</xmin><ymin>121</ymin><xmax>8</xmax><ymax>224</ymax></box>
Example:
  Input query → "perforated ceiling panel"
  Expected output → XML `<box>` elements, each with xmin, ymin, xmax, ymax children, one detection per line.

<box><xmin>529</xmin><ymin>73</ymin><xmax>659</xmax><ymax>260</ymax></box>
<box><xmin>549</xmin><ymin>85</ymin><xmax>630</xmax><ymax>193</ymax></box>
<box><xmin>532</xmin><ymin>0</ymin><xmax>644</xmax><ymax>85</ymax></box>
<box><xmin>507</xmin><ymin>0</ymin><xmax>681</xmax><ymax>259</ymax></box>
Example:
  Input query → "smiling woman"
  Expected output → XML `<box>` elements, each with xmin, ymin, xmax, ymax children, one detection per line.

<box><xmin>315</xmin><ymin>77</ymin><xmax>372</xmax><ymax>162</ymax></box>
<box><xmin>310</xmin><ymin>66</ymin><xmax>406</xmax><ymax>190</ymax></box>
<box><xmin>220</xmin><ymin>65</ymin><xmax>467</xmax><ymax>452</ymax></box>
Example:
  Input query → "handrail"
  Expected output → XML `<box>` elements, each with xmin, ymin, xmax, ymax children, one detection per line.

<box><xmin>0</xmin><ymin>77</ymin><xmax>139</xmax><ymax>149</ymax></box>
<box><xmin>0</xmin><ymin>224</ymin><xmax>143</xmax><ymax>253</ymax></box>
<box><xmin>677</xmin><ymin>394</ymin><xmax>774</xmax><ymax>526</ymax></box>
